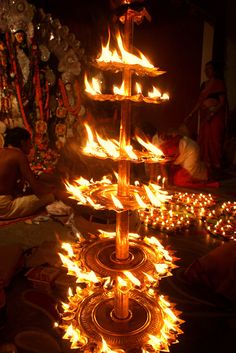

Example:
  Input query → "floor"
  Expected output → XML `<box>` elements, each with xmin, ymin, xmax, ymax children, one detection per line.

<box><xmin>0</xmin><ymin>171</ymin><xmax>235</xmax><ymax>353</ymax></box>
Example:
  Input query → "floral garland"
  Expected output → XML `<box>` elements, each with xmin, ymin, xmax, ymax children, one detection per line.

<box><xmin>0</xmin><ymin>42</ymin><xmax>11</xmax><ymax>119</ymax></box>
<box><xmin>5</xmin><ymin>32</ymin><xmax>32</xmax><ymax>134</ymax></box>
<box><xmin>33</xmin><ymin>44</ymin><xmax>44</xmax><ymax>121</ymax></box>
<box><xmin>58</xmin><ymin>78</ymin><xmax>81</xmax><ymax>116</ymax></box>
<box><xmin>32</xmin><ymin>44</ymin><xmax>50</xmax><ymax>122</ymax></box>
<box><xmin>44</xmin><ymin>79</ymin><xmax>50</xmax><ymax>121</ymax></box>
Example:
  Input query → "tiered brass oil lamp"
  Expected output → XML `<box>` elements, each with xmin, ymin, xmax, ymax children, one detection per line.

<box><xmin>58</xmin><ymin>2</ymin><xmax>183</xmax><ymax>352</ymax></box>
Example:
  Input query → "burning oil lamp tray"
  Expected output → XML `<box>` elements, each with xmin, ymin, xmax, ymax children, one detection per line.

<box><xmin>94</xmin><ymin>61</ymin><xmax>166</xmax><ymax>77</ymax></box>
<box><xmin>66</xmin><ymin>181</ymin><xmax>171</xmax><ymax>212</ymax></box>
<box><xmin>80</xmin><ymin>237</ymin><xmax>176</xmax><ymax>279</ymax></box>
<box><xmin>86</xmin><ymin>92</ymin><xmax>167</xmax><ymax>104</ymax></box>
<box><xmin>59</xmin><ymin>288</ymin><xmax>182</xmax><ymax>352</ymax></box>
<box><xmin>82</xmin><ymin>148</ymin><xmax>172</xmax><ymax>164</ymax></box>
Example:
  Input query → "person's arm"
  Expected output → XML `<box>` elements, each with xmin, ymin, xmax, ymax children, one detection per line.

<box><xmin>185</xmin><ymin>82</ymin><xmax>206</xmax><ymax>122</ymax></box>
<box><xmin>17</xmin><ymin>151</ymin><xmax>54</xmax><ymax>197</ymax></box>
<box><xmin>174</xmin><ymin>138</ymin><xmax>186</xmax><ymax>165</ymax></box>
<box><xmin>185</xmin><ymin>102</ymin><xmax>200</xmax><ymax>121</ymax></box>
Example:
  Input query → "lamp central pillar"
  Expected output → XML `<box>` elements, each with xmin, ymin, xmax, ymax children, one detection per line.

<box><xmin>116</xmin><ymin>10</ymin><xmax>133</xmax><ymax>263</ymax></box>
<box><xmin>115</xmin><ymin>9</ymin><xmax>133</xmax><ymax>321</ymax></box>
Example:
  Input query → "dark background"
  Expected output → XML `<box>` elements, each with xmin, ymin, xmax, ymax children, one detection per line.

<box><xmin>29</xmin><ymin>0</ymin><xmax>230</xmax><ymax>133</ymax></box>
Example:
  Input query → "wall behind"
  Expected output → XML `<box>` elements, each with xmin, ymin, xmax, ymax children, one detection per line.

<box><xmin>31</xmin><ymin>0</ymin><xmax>204</xmax><ymax>135</ymax></box>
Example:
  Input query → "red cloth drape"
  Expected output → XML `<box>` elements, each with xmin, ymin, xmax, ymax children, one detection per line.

<box><xmin>198</xmin><ymin>78</ymin><xmax>227</xmax><ymax>169</ymax></box>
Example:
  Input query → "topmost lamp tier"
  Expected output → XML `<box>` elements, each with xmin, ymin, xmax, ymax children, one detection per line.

<box><xmin>85</xmin><ymin>30</ymin><xmax>169</xmax><ymax>104</ymax></box>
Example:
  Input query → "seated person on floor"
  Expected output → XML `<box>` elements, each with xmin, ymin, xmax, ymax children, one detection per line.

<box><xmin>0</xmin><ymin>127</ymin><xmax>55</xmax><ymax>219</ymax></box>
<box><xmin>159</xmin><ymin>125</ymin><xmax>218</xmax><ymax>188</ymax></box>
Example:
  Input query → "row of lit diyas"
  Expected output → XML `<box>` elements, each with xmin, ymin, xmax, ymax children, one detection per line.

<box><xmin>138</xmin><ymin>190</ymin><xmax>235</xmax><ymax>240</ymax></box>
<box><xmin>138</xmin><ymin>207</ymin><xmax>193</xmax><ymax>233</ymax></box>
<box><xmin>94</xmin><ymin>61</ymin><xmax>165</xmax><ymax>77</ymax></box>
<box><xmin>172</xmin><ymin>192</ymin><xmax>216</xmax><ymax>218</ymax></box>
<box><xmin>137</xmin><ymin>190</ymin><xmax>215</xmax><ymax>232</ymax></box>
<box><xmin>204</xmin><ymin>201</ymin><xmax>236</xmax><ymax>240</ymax></box>
<box><xmin>56</xmin><ymin>232</ymin><xmax>183</xmax><ymax>351</ymax></box>
<box><xmin>82</xmin><ymin>123</ymin><xmax>171</xmax><ymax>163</ymax></box>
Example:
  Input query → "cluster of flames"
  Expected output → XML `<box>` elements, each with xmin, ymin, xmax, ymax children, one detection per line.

<box><xmin>58</xmin><ymin>19</ymin><xmax>184</xmax><ymax>353</ymax></box>
<box><xmin>57</xmin><ymin>233</ymin><xmax>183</xmax><ymax>351</ymax></box>
<box><xmin>95</xmin><ymin>30</ymin><xmax>164</xmax><ymax>76</ymax></box>
<box><xmin>65</xmin><ymin>176</ymin><xmax>171</xmax><ymax>211</ymax></box>
<box><xmin>82</xmin><ymin>123</ymin><xmax>165</xmax><ymax>162</ymax></box>
<box><xmin>84</xmin><ymin>30</ymin><xmax>169</xmax><ymax>103</ymax></box>
<box><xmin>139</xmin><ymin>192</ymin><xmax>235</xmax><ymax>241</ymax></box>
<box><xmin>85</xmin><ymin>74</ymin><xmax>169</xmax><ymax>103</ymax></box>
<box><xmin>172</xmin><ymin>192</ymin><xmax>216</xmax><ymax>218</ymax></box>
<box><xmin>138</xmin><ymin>191</ymin><xmax>215</xmax><ymax>231</ymax></box>
<box><xmin>204</xmin><ymin>201</ymin><xmax>236</xmax><ymax>240</ymax></box>
<box><xmin>138</xmin><ymin>206</ymin><xmax>193</xmax><ymax>232</ymax></box>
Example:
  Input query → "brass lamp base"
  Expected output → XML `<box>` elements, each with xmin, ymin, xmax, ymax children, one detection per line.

<box><xmin>78</xmin><ymin>290</ymin><xmax>163</xmax><ymax>349</ymax></box>
<box><xmin>82</xmin><ymin>238</ymin><xmax>161</xmax><ymax>277</ymax></box>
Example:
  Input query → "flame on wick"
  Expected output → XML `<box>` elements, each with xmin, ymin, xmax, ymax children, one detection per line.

<box><xmin>84</xmin><ymin>74</ymin><xmax>102</xmax><ymax>95</ymax></box>
<box><xmin>136</xmin><ymin>82</ymin><xmax>142</xmax><ymax>94</ymax></box>
<box><xmin>123</xmin><ymin>271</ymin><xmax>141</xmax><ymax>287</ymax></box>
<box><xmin>148</xmin><ymin>86</ymin><xmax>161</xmax><ymax>98</ymax></box>
<box><xmin>111</xmin><ymin>194</ymin><xmax>124</xmax><ymax>209</ymax></box>
<box><xmin>136</xmin><ymin>135</ymin><xmax>164</xmax><ymax>157</ymax></box>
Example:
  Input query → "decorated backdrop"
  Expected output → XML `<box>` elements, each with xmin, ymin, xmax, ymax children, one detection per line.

<box><xmin>0</xmin><ymin>0</ymin><xmax>86</xmax><ymax>173</ymax></box>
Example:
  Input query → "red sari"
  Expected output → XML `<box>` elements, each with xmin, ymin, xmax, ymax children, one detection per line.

<box><xmin>198</xmin><ymin>78</ymin><xmax>227</xmax><ymax>169</ymax></box>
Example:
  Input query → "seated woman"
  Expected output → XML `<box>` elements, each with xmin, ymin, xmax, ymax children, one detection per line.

<box><xmin>160</xmin><ymin>126</ymin><xmax>219</xmax><ymax>188</ymax></box>
<box><xmin>0</xmin><ymin>127</ymin><xmax>55</xmax><ymax>219</ymax></box>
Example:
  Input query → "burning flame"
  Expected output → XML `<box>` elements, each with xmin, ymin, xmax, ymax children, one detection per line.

<box><xmin>84</xmin><ymin>74</ymin><xmax>101</xmax><ymax>95</ymax></box>
<box><xmin>134</xmin><ymin>193</ymin><xmax>148</xmax><ymax>208</ymax></box>
<box><xmin>101</xmin><ymin>337</ymin><xmax>123</xmax><ymax>353</ymax></box>
<box><xmin>113</xmin><ymin>81</ymin><xmax>126</xmax><ymax>95</ymax></box>
<box><xmin>161</xmin><ymin>93</ymin><xmax>169</xmax><ymax>100</ymax></box>
<box><xmin>136</xmin><ymin>135</ymin><xmax>164</xmax><ymax>157</ymax></box>
<box><xmin>59</xmin><ymin>252</ymin><xmax>100</xmax><ymax>284</ymax></box>
<box><xmin>96</xmin><ymin>134</ymin><xmax>120</xmax><ymax>158</ymax></box>
<box><xmin>123</xmin><ymin>271</ymin><xmax>141</xmax><ymax>287</ymax></box>
<box><xmin>97</xmin><ymin>30</ymin><xmax>154</xmax><ymax>68</ymax></box>
<box><xmin>136</xmin><ymin>82</ymin><xmax>142</xmax><ymax>94</ymax></box>
<box><xmin>61</xmin><ymin>243</ymin><xmax>74</xmax><ymax>258</ymax></box>
<box><xmin>148</xmin><ymin>86</ymin><xmax>161</xmax><ymax>98</ymax></box>
<box><xmin>144</xmin><ymin>185</ymin><xmax>162</xmax><ymax>207</ymax></box>
<box><xmin>123</xmin><ymin>145</ymin><xmax>138</xmax><ymax>159</ymax></box>
<box><xmin>117</xmin><ymin>276</ymin><xmax>129</xmax><ymax>289</ymax></box>
<box><xmin>111</xmin><ymin>194</ymin><xmax>124</xmax><ymax>209</ymax></box>
<box><xmin>63</xmin><ymin>324</ymin><xmax>87</xmax><ymax>348</ymax></box>
<box><xmin>154</xmin><ymin>263</ymin><xmax>169</xmax><ymax>275</ymax></box>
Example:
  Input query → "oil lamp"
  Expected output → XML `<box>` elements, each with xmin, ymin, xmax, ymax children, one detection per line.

<box><xmin>58</xmin><ymin>2</ymin><xmax>183</xmax><ymax>352</ymax></box>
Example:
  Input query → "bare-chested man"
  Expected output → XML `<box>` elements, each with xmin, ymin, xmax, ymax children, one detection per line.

<box><xmin>0</xmin><ymin>127</ymin><xmax>55</xmax><ymax>219</ymax></box>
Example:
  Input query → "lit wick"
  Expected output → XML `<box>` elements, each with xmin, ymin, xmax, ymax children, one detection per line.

<box><xmin>162</xmin><ymin>177</ymin><xmax>166</xmax><ymax>189</ymax></box>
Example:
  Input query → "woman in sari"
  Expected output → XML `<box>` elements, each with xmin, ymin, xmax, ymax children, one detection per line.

<box><xmin>186</xmin><ymin>61</ymin><xmax>227</xmax><ymax>174</ymax></box>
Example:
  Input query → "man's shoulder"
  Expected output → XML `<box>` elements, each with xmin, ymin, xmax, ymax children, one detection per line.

<box><xmin>0</xmin><ymin>147</ymin><xmax>25</xmax><ymax>159</ymax></box>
